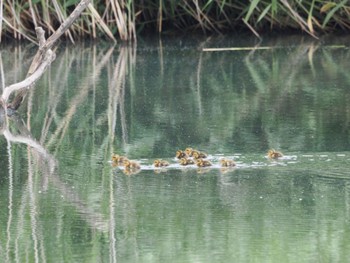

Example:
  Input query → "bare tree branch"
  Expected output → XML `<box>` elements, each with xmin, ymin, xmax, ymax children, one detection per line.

<box><xmin>1</xmin><ymin>50</ymin><xmax>56</xmax><ymax>102</ymax></box>
<box><xmin>1</xmin><ymin>0</ymin><xmax>91</xmax><ymax>111</ymax></box>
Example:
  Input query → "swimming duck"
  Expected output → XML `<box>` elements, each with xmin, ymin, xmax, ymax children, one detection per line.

<box><xmin>123</xmin><ymin>159</ymin><xmax>141</xmax><ymax>169</ymax></box>
<box><xmin>154</xmin><ymin>159</ymin><xmax>170</xmax><ymax>167</ymax></box>
<box><xmin>220</xmin><ymin>158</ymin><xmax>236</xmax><ymax>167</ymax></box>
<box><xmin>185</xmin><ymin>147</ymin><xmax>194</xmax><ymax>157</ymax></box>
<box><xmin>267</xmin><ymin>149</ymin><xmax>283</xmax><ymax>159</ymax></box>
<box><xmin>179</xmin><ymin>157</ymin><xmax>195</xmax><ymax>166</ymax></box>
<box><xmin>196</xmin><ymin>158</ymin><xmax>212</xmax><ymax>167</ymax></box>
<box><xmin>192</xmin><ymin>150</ymin><xmax>208</xmax><ymax>159</ymax></box>
<box><xmin>112</xmin><ymin>154</ymin><xmax>128</xmax><ymax>164</ymax></box>
<box><xmin>176</xmin><ymin>150</ymin><xmax>188</xmax><ymax>159</ymax></box>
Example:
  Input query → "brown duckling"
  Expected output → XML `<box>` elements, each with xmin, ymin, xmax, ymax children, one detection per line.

<box><xmin>220</xmin><ymin>158</ymin><xmax>236</xmax><ymax>167</ymax></box>
<box><xmin>179</xmin><ymin>157</ymin><xmax>195</xmax><ymax>166</ymax></box>
<box><xmin>123</xmin><ymin>159</ymin><xmax>141</xmax><ymax>170</ymax></box>
<box><xmin>112</xmin><ymin>154</ymin><xmax>128</xmax><ymax>164</ymax></box>
<box><xmin>196</xmin><ymin>158</ymin><xmax>212</xmax><ymax>167</ymax></box>
<box><xmin>154</xmin><ymin>159</ymin><xmax>170</xmax><ymax>167</ymax></box>
<box><xmin>267</xmin><ymin>149</ymin><xmax>283</xmax><ymax>159</ymax></box>
<box><xmin>192</xmin><ymin>150</ymin><xmax>208</xmax><ymax>159</ymax></box>
<box><xmin>176</xmin><ymin>150</ymin><xmax>188</xmax><ymax>159</ymax></box>
<box><xmin>185</xmin><ymin>147</ymin><xmax>194</xmax><ymax>157</ymax></box>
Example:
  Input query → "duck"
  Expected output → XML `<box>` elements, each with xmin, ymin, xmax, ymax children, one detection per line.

<box><xmin>179</xmin><ymin>157</ymin><xmax>195</xmax><ymax>166</ymax></box>
<box><xmin>192</xmin><ymin>150</ymin><xmax>208</xmax><ymax>159</ymax></box>
<box><xmin>267</xmin><ymin>149</ymin><xmax>283</xmax><ymax>159</ymax></box>
<box><xmin>176</xmin><ymin>150</ymin><xmax>188</xmax><ymax>159</ymax></box>
<box><xmin>123</xmin><ymin>159</ymin><xmax>141</xmax><ymax>170</ymax></box>
<box><xmin>154</xmin><ymin>159</ymin><xmax>170</xmax><ymax>167</ymax></box>
<box><xmin>112</xmin><ymin>154</ymin><xmax>128</xmax><ymax>164</ymax></box>
<box><xmin>185</xmin><ymin>147</ymin><xmax>194</xmax><ymax>157</ymax></box>
<box><xmin>220</xmin><ymin>158</ymin><xmax>236</xmax><ymax>167</ymax></box>
<box><xmin>196</xmin><ymin>158</ymin><xmax>212</xmax><ymax>167</ymax></box>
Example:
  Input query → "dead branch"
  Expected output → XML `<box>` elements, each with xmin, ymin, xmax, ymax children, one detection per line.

<box><xmin>1</xmin><ymin>0</ymin><xmax>91</xmax><ymax>111</ymax></box>
<box><xmin>1</xmin><ymin>50</ymin><xmax>55</xmax><ymax>102</ymax></box>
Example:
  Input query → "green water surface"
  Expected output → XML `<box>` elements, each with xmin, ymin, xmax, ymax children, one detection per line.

<box><xmin>1</xmin><ymin>35</ymin><xmax>350</xmax><ymax>262</ymax></box>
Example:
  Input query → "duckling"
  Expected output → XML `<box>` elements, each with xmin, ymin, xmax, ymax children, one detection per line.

<box><xmin>176</xmin><ymin>150</ymin><xmax>188</xmax><ymax>159</ymax></box>
<box><xmin>179</xmin><ymin>157</ymin><xmax>195</xmax><ymax>166</ymax></box>
<box><xmin>123</xmin><ymin>159</ymin><xmax>141</xmax><ymax>170</ymax></box>
<box><xmin>196</xmin><ymin>158</ymin><xmax>212</xmax><ymax>167</ymax></box>
<box><xmin>154</xmin><ymin>159</ymin><xmax>170</xmax><ymax>167</ymax></box>
<box><xmin>220</xmin><ymin>158</ymin><xmax>236</xmax><ymax>167</ymax></box>
<box><xmin>185</xmin><ymin>147</ymin><xmax>194</xmax><ymax>157</ymax></box>
<box><xmin>192</xmin><ymin>150</ymin><xmax>208</xmax><ymax>159</ymax></box>
<box><xmin>267</xmin><ymin>149</ymin><xmax>283</xmax><ymax>159</ymax></box>
<box><xmin>112</xmin><ymin>154</ymin><xmax>128</xmax><ymax>164</ymax></box>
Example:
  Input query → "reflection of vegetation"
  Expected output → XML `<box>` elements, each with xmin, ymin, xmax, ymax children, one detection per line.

<box><xmin>1</xmin><ymin>37</ymin><xmax>350</xmax><ymax>261</ymax></box>
<box><xmin>121</xmin><ymin>37</ymin><xmax>350</xmax><ymax>156</ymax></box>
<box><xmin>3</xmin><ymin>0</ymin><xmax>350</xmax><ymax>40</ymax></box>
<box><xmin>0</xmin><ymin>44</ymin><xmax>129</xmax><ymax>262</ymax></box>
<box><xmin>16</xmin><ymin>36</ymin><xmax>347</xmax><ymax>157</ymax></box>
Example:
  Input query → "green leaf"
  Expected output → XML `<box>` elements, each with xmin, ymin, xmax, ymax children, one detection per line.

<box><xmin>257</xmin><ymin>4</ymin><xmax>271</xmax><ymax>23</ymax></box>
<box><xmin>322</xmin><ymin>0</ymin><xmax>348</xmax><ymax>28</ymax></box>
<box><xmin>64</xmin><ymin>0</ymin><xmax>80</xmax><ymax>8</ymax></box>
<box><xmin>244</xmin><ymin>0</ymin><xmax>261</xmax><ymax>22</ymax></box>
<box><xmin>320</xmin><ymin>2</ymin><xmax>337</xmax><ymax>13</ymax></box>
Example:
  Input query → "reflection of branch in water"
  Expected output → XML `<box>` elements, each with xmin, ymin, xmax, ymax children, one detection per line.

<box><xmin>0</xmin><ymin>52</ymin><xmax>5</xmax><ymax>92</ymax></box>
<box><xmin>2</xmin><ymin>113</ymin><xmax>55</xmax><ymax>262</ymax></box>
<box><xmin>46</xmin><ymin>46</ymin><xmax>115</xmax><ymax>149</ymax></box>
<box><xmin>109</xmin><ymin>170</ymin><xmax>117</xmax><ymax>263</ymax></box>
<box><xmin>108</xmin><ymin>47</ymin><xmax>126</xmax><ymax>142</ymax></box>
<box><xmin>27</xmin><ymin>153</ymin><xmax>42</xmax><ymax>263</ymax></box>
<box><xmin>108</xmin><ymin>46</ymin><xmax>134</xmax><ymax>147</ymax></box>
<box><xmin>50</xmin><ymin>174</ymin><xmax>108</xmax><ymax>232</ymax></box>
<box><xmin>195</xmin><ymin>51</ymin><xmax>203</xmax><ymax>116</ymax></box>
<box><xmin>1</xmin><ymin>111</ymin><xmax>109</xmax><ymax>257</ymax></box>
<box><xmin>37</xmin><ymin>49</ymin><xmax>77</xmax><ymax>145</ymax></box>
<box><xmin>2</xmin><ymin>114</ymin><xmax>56</xmax><ymax>169</ymax></box>
<box><xmin>5</xmin><ymin>133</ymin><xmax>14</xmax><ymax>263</ymax></box>
<box><xmin>105</xmin><ymin>44</ymin><xmax>136</xmax><ymax>262</ymax></box>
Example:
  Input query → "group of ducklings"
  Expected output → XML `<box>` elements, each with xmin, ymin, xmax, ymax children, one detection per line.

<box><xmin>112</xmin><ymin>148</ymin><xmax>283</xmax><ymax>174</ymax></box>
<box><xmin>112</xmin><ymin>154</ymin><xmax>140</xmax><ymax>169</ymax></box>
<box><xmin>174</xmin><ymin>147</ymin><xmax>236</xmax><ymax>168</ymax></box>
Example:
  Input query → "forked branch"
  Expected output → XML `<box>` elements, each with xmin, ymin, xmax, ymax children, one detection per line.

<box><xmin>0</xmin><ymin>0</ymin><xmax>91</xmax><ymax>111</ymax></box>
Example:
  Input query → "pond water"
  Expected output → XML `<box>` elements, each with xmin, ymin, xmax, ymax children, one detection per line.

<box><xmin>1</xmin><ymin>35</ymin><xmax>350</xmax><ymax>262</ymax></box>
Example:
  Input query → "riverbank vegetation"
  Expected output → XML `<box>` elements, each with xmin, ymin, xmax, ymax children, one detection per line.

<box><xmin>1</xmin><ymin>0</ymin><xmax>350</xmax><ymax>42</ymax></box>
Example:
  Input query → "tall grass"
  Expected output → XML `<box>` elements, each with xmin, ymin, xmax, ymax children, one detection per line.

<box><xmin>1</xmin><ymin>1</ymin><xmax>350</xmax><ymax>41</ymax></box>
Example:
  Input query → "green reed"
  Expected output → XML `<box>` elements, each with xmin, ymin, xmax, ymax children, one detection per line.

<box><xmin>1</xmin><ymin>0</ymin><xmax>350</xmax><ymax>42</ymax></box>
